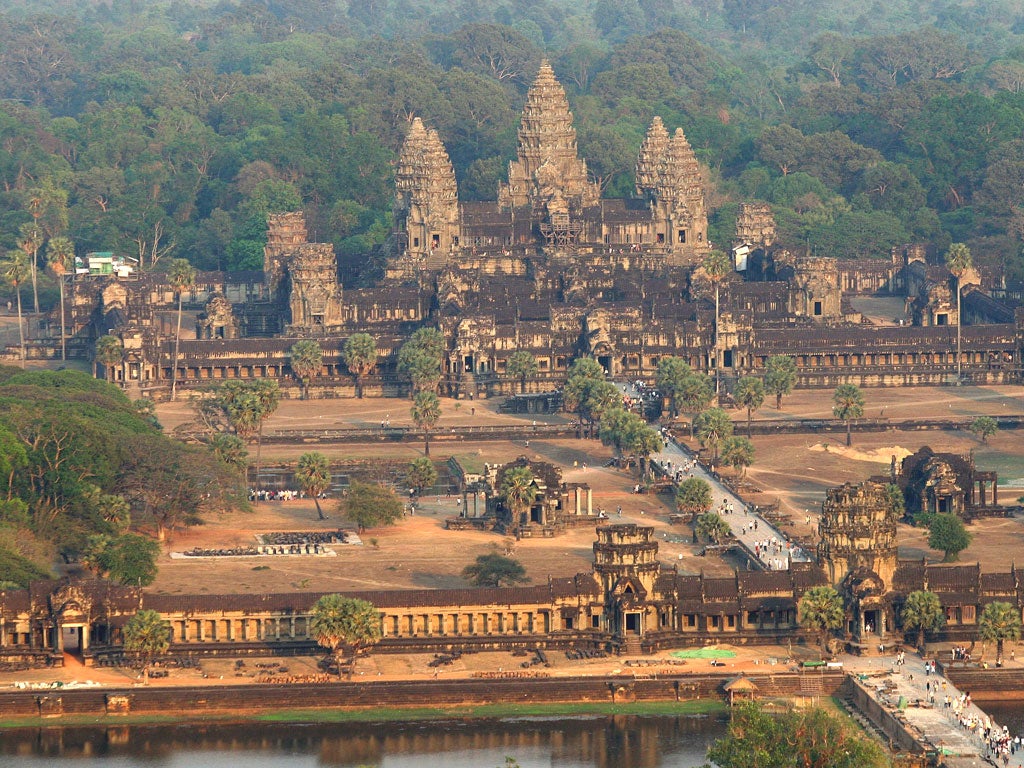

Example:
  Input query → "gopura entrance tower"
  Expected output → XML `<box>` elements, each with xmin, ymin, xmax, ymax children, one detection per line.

<box><xmin>817</xmin><ymin>481</ymin><xmax>900</xmax><ymax>650</ymax></box>
<box><xmin>593</xmin><ymin>524</ymin><xmax>660</xmax><ymax>643</ymax></box>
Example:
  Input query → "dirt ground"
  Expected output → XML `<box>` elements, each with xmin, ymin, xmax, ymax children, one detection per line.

<box><xmin>142</xmin><ymin>384</ymin><xmax>1024</xmax><ymax>598</ymax></box>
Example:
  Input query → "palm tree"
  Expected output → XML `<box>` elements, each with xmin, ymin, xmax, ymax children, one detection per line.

<box><xmin>46</xmin><ymin>237</ymin><xmax>75</xmax><ymax>362</ymax></box>
<box><xmin>2</xmin><ymin>249</ymin><xmax>30</xmax><ymax>368</ymax></box>
<box><xmin>123</xmin><ymin>609</ymin><xmax>170</xmax><ymax>682</ymax></box>
<box><xmin>945</xmin><ymin>243</ymin><xmax>972</xmax><ymax>384</ymax></box>
<box><xmin>309</xmin><ymin>594</ymin><xmax>382</xmax><ymax>678</ymax></box>
<box><xmin>798</xmin><ymin>586</ymin><xmax>844</xmax><ymax>655</ymax></box>
<box><xmin>500</xmin><ymin>465</ymin><xmax>537</xmax><ymax>528</ymax></box>
<box><xmin>295</xmin><ymin>451</ymin><xmax>331</xmax><ymax>520</ymax></box>
<box><xmin>506</xmin><ymin>350</ymin><xmax>539</xmax><ymax>394</ymax></box>
<box><xmin>342</xmin><ymin>332</ymin><xmax>377</xmax><ymax>398</ymax></box>
<box><xmin>702</xmin><ymin>250</ymin><xmax>731</xmax><ymax>394</ymax></box>
<box><xmin>979</xmin><ymin>600</ymin><xmax>1022</xmax><ymax>664</ymax></box>
<box><xmin>733</xmin><ymin>376</ymin><xmax>765</xmax><ymax>438</ymax></box>
<box><xmin>17</xmin><ymin>221</ymin><xmax>42</xmax><ymax>315</ymax></box>
<box><xmin>765</xmin><ymin>354</ymin><xmax>798</xmax><ymax>409</ymax></box>
<box><xmin>289</xmin><ymin>339</ymin><xmax>323</xmax><ymax>399</ymax></box>
<box><xmin>901</xmin><ymin>590</ymin><xmax>944</xmax><ymax>654</ymax></box>
<box><xmin>168</xmin><ymin>258</ymin><xmax>196</xmax><ymax>401</ymax></box>
<box><xmin>720</xmin><ymin>435</ymin><xmax>754</xmax><ymax>478</ymax></box>
<box><xmin>695</xmin><ymin>511</ymin><xmax>731</xmax><ymax>544</ymax></box>
<box><xmin>411</xmin><ymin>390</ymin><xmax>441</xmax><ymax>456</ymax></box>
<box><xmin>832</xmin><ymin>383</ymin><xmax>865</xmax><ymax>447</ymax></box>
<box><xmin>251</xmin><ymin>379</ymin><xmax>280</xmax><ymax>502</ymax></box>
<box><xmin>675</xmin><ymin>477</ymin><xmax>712</xmax><ymax>519</ymax></box>
<box><xmin>94</xmin><ymin>335</ymin><xmax>123</xmax><ymax>383</ymax></box>
<box><xmin>694</xmin><ymin>406</ymin><xmax>734</xmax><ymax>460</ymax></box>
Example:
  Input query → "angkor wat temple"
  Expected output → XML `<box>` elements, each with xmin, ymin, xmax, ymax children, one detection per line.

<box><xmin>11</xmin><ymin>60</ymin><xmax>1024</xmax><ymax>396</ymax></box>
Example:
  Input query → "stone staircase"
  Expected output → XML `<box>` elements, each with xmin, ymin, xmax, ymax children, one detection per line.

<box><xmin>621</xmin><ymin>636</ymin><xmax>644</xmax><ymax>656</ymax></box>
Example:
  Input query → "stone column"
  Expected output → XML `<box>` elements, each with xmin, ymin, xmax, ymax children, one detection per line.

<box><xmin>81</xmin><ymin>625</ymin><xmax>89</xmax><ymax>651</ymax></box>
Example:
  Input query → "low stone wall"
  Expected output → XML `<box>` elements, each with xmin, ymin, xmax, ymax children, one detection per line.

<box><xmin>942</xmin><ymin>666</ymin><xmax>1024</xmax><ymax>701</ymax></box>
<box><xmin>845</xmin><ymin>676</ymin><xmax>929</xmax><ymax>754</ymax></box>
<box><xmin>0</xmin><ymin>670</ymin><xmax>847</xmax><ymax>721</ymax></box>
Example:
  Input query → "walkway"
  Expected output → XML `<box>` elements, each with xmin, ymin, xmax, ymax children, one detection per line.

<box><xmin>845</xmin><ymin>652</ymin><xmax>1016</xmax><ymax>768</ymax></box>
<box><xmin>617</xmin><ymin>380</ymin><xmax>812</xmax><ymax>570</ymax></box>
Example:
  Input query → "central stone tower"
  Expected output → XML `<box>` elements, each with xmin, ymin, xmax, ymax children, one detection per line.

<box><xmin>498</xmin><ymin>60</ymin><xmax>599</xmax><ymax>224</ymax></box>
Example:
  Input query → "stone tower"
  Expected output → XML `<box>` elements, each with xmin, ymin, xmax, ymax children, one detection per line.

<box><xmin>650</xmin><ymin>127</ymin><xmax>709</xmax><ymax>262</ymax></box>
<box><xmin>593</xmin><ymin>524</ymin><xmax>661</xmax><ymax>642</ymax></box>
<box><xmin>287</xmin><ymin>243</ymin><xmax>343</xmax><ymax>333</ymax></box>
<box><xmin>817</xmin><ymin>481</ymin><xmax>898</xmax><ymax>591</ymax></box>
<box><xmin>498</xmin><ymin>60</ymin><xmax>599</xmax><ymax>220</ymax></box>
<box><xmin>265</xmin><ymin>212</ymin><xmax>308</xmax><ymax>297</ymax></box>
<box><xmin>393</xmin><ymin>118</ymin><xmax>460</xmax><ymax>266</ymax></box>
<box><xmin>734</xmin><ymin>203</ymin><xmax>776</xmax><ymax>250</ymax></box>
<box><xmin>635</xmin><ymin>116</ymin><xmax>670</xmax><ymax>198</ymax></box>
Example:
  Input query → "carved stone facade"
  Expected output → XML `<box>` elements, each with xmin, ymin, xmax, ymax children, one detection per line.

<box><xmin>898</xmin><ymin>447</ymin><xmax>1004</xmax><ymax>520</ymax></box>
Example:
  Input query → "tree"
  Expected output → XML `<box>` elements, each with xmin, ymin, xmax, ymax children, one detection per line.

<box><xmin>342</xmin><ymin>332</ymin><xmax>377</xmax><ymax>398</ymax></box>
<box><xmin>45</xmin><ymin>236</ymin><xmax>74</xmax><ymax>362</ymax></box>
<box><xmin>678</xmin><ymin>371</ymin><xmax>715</xmax><ymax>437</ymax></box>
<box><xmin>676</xmin><ymin>477</ymin><xmax>712</xmax><ymax>518</ymax></box>
<box><xmin>928</xmin><ymin>513</ymin><xmax>972</xmax><ymax>562</ymax></box>
<box><xmin>694</xmin><ymin>407</ymin><xmax>734</xmax><ymax>460</ymax></box>
<box><xmin>2</xmin><ymin>250</ymin><xmax>29</xmax><ymax>368</ymax></box>
<box><xmin>167</xmin><ymin>258</ymin><xmax>196</xmax><ymax>401</ymax></box>
<box><xmin>798</xmin><ymin>585</ymin><xmax>844</xmax><ymax>654</ymax></box>
<box><xmin>340</xmin><ymin>480</ymin><xmax>404</xmax><ymax>532</ymax></box>
<box><xmin>720</xmin><ymin>436</ymin><xmax>754</xmax><ymax>478</ymax></box>
<box><xmin>289</xmin><ymin>339</ymin><xmax>323</xmax><ymax>400</ymax></box>
<box><xmin>764</xmin><ymin>354</ymin><xmax>797</xmax><ymax>409</ymax></box>
<box><xmin>251</xmin><ymin>379</ymin><xmax>280</xmax><ymax>501</ymax></box>
<box><xmin>733</xmin><ymin>376</ymin><xmax>765</xmax><ymax>438</ymax></box>
<box><xmin>411</xmin><ymin>390</ymin><xmax>441</xmax><ymax>456</ymax></box>
<box><xmin>397</xmin><ymin>327</ymin><xmax>445</xmax><ymax>394</ymax></box>
<box><xmin>702</xmin><ymin>250</ymin><xmax>732</xmax><ymax>394</ymax></box>
<box><xmin>406</xmin><ymin>457</ymin><xmax>437</xmax><ymax>496</ymax></box>
<box><xmin>462</xmin><ymin>553</ymin><xmax>529</xmax><ymax>587</ymax></box>
<box><xmin>970</xmin><ymin>416</ymin><xmax>998</xmax><ymax>443</ymax></box>
<box><xmin>499</xmin><ymin>465</ymin><xmax>537</xmax><ymax>528</ymax></box>
<box><xmin>123</xmin><ymin>609</ymin><xmax>170</xmax><ymax>681</ymax></box>
<box><xmin>901</xmin><ymin>590</ymin><xmax>944</xmax><ymax>653</ymax></box>
<box><xmin>216</xmin><ymin>380</ymin><xmax>279</xmax><ymax>501</ymax></box>
<box><xmin>206</xmin><ymin>433</ymin><xmax>247</xmax><ymax>473</ymax></box>
<box><xmin>563</xmin><ymin>368</ymin><xmax>622</xmax><ymax>439</ymax></box>
<box><xmin>91</xmin><ymin>533</ymin><xmax>161</xmax><ymax>586</ymax></box>
<box><xmin>655</xmin><ymin>356</ymin><xmax>690</xmax><ymax>417</ymax></box>
<box><xmin>707</xmin><ymin>701</ymin><xmax>890</xmax><ymax>768</ymax></box>
<box><xmin>695</xmin><ymin>511</ymin><xmax>731</xmax><ymax>544</ymax></box>
<box><xmin>309</xmin><ymin>594</ymin><xmax>382</xmax><ymax>677</ymax></box>
<box><xmin>506</xmin><ymin>350</ymin><xmax>539</xmax><ymax>394</ymax></box>
<box><xmin>945</xmin><ymin>242</ymin><xmax>973</xmax><ymax>383</ymax></box>
<box><xmin>979</xmin><ymin>600</ymin><xmax>1022</xmax><ymax>664</ymax></box>
<box><xmin>295</xmin><ymin>452</ymin><xmax>331</xmax><ymax>521</ymax></box>
<box><xmin>832</xmin><ymin>383</ymin><xmax>864</xmax><ymax>447</ymax></box>
<box><xmin>94</xmin><ymin>335</ymin><xmax>123</xmax><ymax>383</ymax></box>
<box><xmin>17</xmin><ymin>221</ymin><xmax>43</xmax><ymax>316</ymax></box>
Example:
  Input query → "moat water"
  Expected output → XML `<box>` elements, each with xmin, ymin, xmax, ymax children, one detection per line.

<box><xmin>0</xmin><ymin>715</ymin><xmax>727</xmax><ymax>767</ymax></box>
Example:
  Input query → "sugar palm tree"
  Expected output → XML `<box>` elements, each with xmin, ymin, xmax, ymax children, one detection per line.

<box><xmin>2</xmin><ymin>249</ymin><xmax>30</xmax><ymax>368</ymax></box>
<box><xmin>46</xmin><ymin>236</ymin><xmax>74</xmax><ymax>361</ymax></box>
<box><xmin>342</xmin><ymin>332</ymin><xmax>377</xmax><ymax>398</ymax></box>
<box><xmin>945</xmin><ymin>243</ymin><xmax>972</xmax><ymax>384</ymax></box>
<box><xmin>309</xmin><ymin>594</ymin><xmax>382</xmax><ymax>678</ymax></box>
<box><xmin>500</xmin><ymin>465</ymin><xmax>537</xmax><ymax>528</ymax></box>
<box><xmin>251</xmin><ymin>379</ymin><xmax>280</xmax><ymax>502</ymax></box>
<box><xmin>979</xmin><ymin>600</ymin><xmax>1022</xmax><ymax>664</ymax></box>
<box><xmin>94</xmin><ymin>334</ymin><xmax>123</xmax><ymax>383</ymax></box>
<box><xmin>733</xmin><ymin>376</ymin><xmax>765</xmax><ymax>438</ymax></box>
<box><xmin>123</xmin><ymin>609</ymin><xmax>170</xmax><ymax>682</ymax></box>
<box><xmin>901</xmin><ymin>590</ymin><xmax>944</xmax><ymax>654</ymax></box>
<box><xmin>411</xmin><ymin>390</ymin><xmax>441</xmax><ymax>456</ymax></box>
<box><xmin>289</xmin><ymin>339</ymin><xmax>323</xmax><ymax>400</ymax></box>
<box><xmin>703</xmin><ymin>250</ymin><xmax>731</xmax><ymax>394</ymax></box>
<box><xmin>695</xmin><ymin>511</ymin><xmax>731</xmax><ymax>544</ymax></box>
<box><xmin>17</xmin><ymin>221</ymin><xmax>42</xmax><ymax>315</ymax></box>
<box><xmin>832</xmin><ymin>383</ymin><xmax>865</xmax><ymax>447</ymax></box>
<box><xmin>168</xmin><ymin>258</ymin><xmax>196</xmax><ymax>401</ymax></box>
<box><xmin>506</xmin><ymin>349</ymin><xmax>539</xmax><ymax>393</ymax></box>
<box><xmin>295</xmin><ymin>451</ymin><xmax>331</xmax><ymax>520</ymax></box>
<box><xmin>798</xmin><ymin>586</ymin><xmax>844</xmax><ymax>655</ymax></box>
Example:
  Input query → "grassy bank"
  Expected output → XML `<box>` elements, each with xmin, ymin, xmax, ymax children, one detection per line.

<box><xmin>0</xmin><ymin>699</ymin><xmax>727</xmax><ymax>729</ymax></box>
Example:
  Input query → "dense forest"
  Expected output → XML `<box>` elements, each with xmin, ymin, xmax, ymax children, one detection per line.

<box><xmin>3</xmin><ymin>0</ymin><xmax>1024</xmax><ymax>296</ymax></box>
